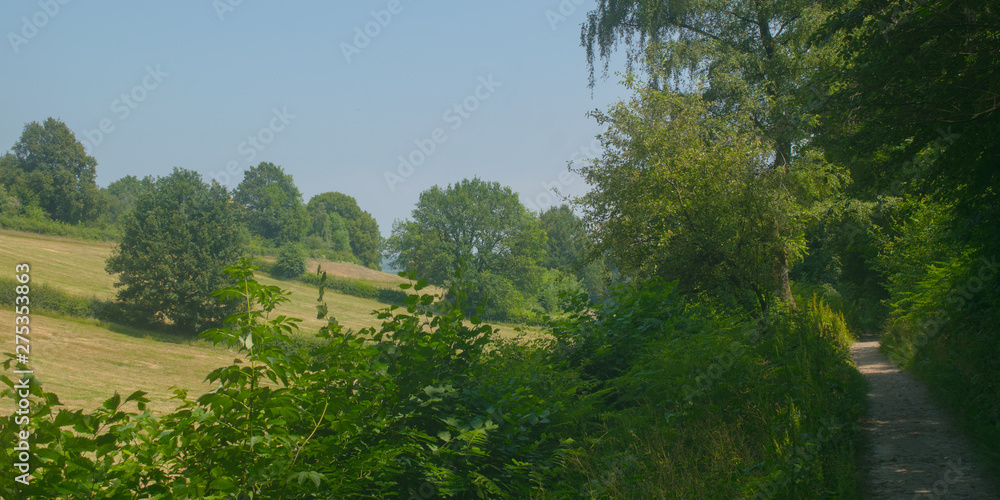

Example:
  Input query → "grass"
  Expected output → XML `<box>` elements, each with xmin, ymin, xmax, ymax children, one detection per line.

<box><xmin>0</xmin><ymin>310</ymin><xmax>236</xmax><ymax>415</ymax></box>
<box><xmin>0</xmin><ymin>229</ymin><xmax>117</xmax><ymax>300</ymax></box>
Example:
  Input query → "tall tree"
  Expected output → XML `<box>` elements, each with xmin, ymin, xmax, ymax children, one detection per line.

<box><xmin>8</xmin><ymin>118</ymin><xmax>106</xmax><ymax>224</ymax></box>
<box><xmin>234</xmin><ymin>162</ymin><xmax>308</xmax><ymax>244</ymax></box>
<box><xmin>307</xmin><ymin>192</ymin><xmax>381</xmax><ymax>268</ymax></box>
<box><xmin>822</xmin><ymin>0</ymin><xmax>999</xmax><ymax>248</ymax></box>
<box><xmin>577</xmin><ymin>86</ymin><xmax>840</xmax><ymax>315</ymax></box>
<box><xmin>580</xmin><ymin>0</ymin><xmax>840</xmax><ymax>305</ymax></box>
<box><xmin>106</xmin><ymin>168</ymin><xmax>246</xmax><ymax>334</ymax></box>
<box><xmin>387</xmin><ymin>178</ymin><xmax>547</xmax><ymax>318</ymax></box>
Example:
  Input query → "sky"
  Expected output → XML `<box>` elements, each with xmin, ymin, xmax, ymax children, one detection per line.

<box><xmin>0</xmin><ymin>1</ymin><xmax>629</xmax><ymax>238</ymax></box>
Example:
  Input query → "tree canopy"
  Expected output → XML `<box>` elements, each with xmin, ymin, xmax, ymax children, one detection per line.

<box><xmin>5</xmin><ymin>118</ymin><xmax>106</xmax><ymax>224</ymax></box>
<box><xmin>106</xmin><ymin>168</ymin><xmax>246</xmax><ymax>333</ymax></box>
<box><xmin>233</xmin><ymin>162</ymin><xmax>309</xmax><ymax>245</ymax></box>
<box><xmin>306</xmin><ymin>192</ymin><xmax>381</xmax><ymax>268</ymax></box>
<box><xmin>387</xmin><ymin>178</ymin><xmax>547</xmax><ymax>319</ymax></box>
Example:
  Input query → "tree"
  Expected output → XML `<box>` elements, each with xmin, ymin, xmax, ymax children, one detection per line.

<box><xmin>104</xmin><ymin>174</ymin><xmax>154</xmax><ymax>227</ymax></box>
<box><xmin>306</xmin><ymin>192</ymin><xmax>381</xmax><ymax>268</ymax></box>
<box><xmin>539</xmin><ymin>204</ymin><xmax>606</xmax><ymax>299</ymax></box>
<box><xmin>576</xmin><ymin>87</ymin><xmax>840</xmax><ymax>315</ymax></box>
<box><xmin>580</xmin><ymin>0</ymin><xmax>841</xmax><ymax>305</ymax></box>
<box><xmin>273</xmin><ymin>242</ymin><xmax>307</xmax><ymax>278</ymax></box>
<box><xmin>234</xmin><ymin>162</ymin><xmax>308</xmax><ymax>245</ymax></box>
<box><xmin>106</xmin><ymin>168</ymin><xmax>246</xmax><ymax>333</ymax></box>
<box><xmin>7</xmin><ymin>118</ymin><xmax>106</xmax><ymax>224</ymax></box>
<box><xmin>821</xmin><ymin>0</ymin><xmax>999</xmax><ymax>249</ymax></box>
<box><xmin>387</xmin><ymin>178</ymin><xmax>547</xmax><ymax>319</ymax></box>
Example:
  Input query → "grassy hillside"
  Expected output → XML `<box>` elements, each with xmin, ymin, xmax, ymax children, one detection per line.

<box><xmin>0</xmin><ymin>310</ymin><xmax>235</xmax><ymax>415</ymax></box>
<box><xmin>0</xmin><ymin>231</ymin><xmax>531</xmax><ymax>412</ymax></box>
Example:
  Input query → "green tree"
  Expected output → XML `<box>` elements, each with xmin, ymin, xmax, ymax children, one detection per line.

<box><xmin>539</xmin><ymin>204</ymin><xmax>606</xmax><ymax>300</ymax></box>
<box><xmin>387</xmin><ymin>178</ymin><xmax>547</xmax><ymax>319</ymax></box>
<box><xmin>273</xmin><ymin>242</ymin><xmax>307</xmax><ymax>278</ymax></box>
<box><xmin>103</xmin><ymin>174</ymin><xmax>154</xmax><ymax>227</ymax></box>
<box><xmin>307</xmin><ymin>192</ymin><xmax>381</xmax><ymax>268</ymax></box>
<box><xmin>581</xmin><ymin>0</ymin><xmax>841</xmax><ymax>305</ymax></box>
<box><xmin>577</xmin><ymin>87</ymin><xmax>842</xmax><ymax>314</ymax></box>
<box><xmin>234</xmin><ymin>162</ymin><xmax>308</xmax><ymax>245</ymax></box>
<box><xmin>106</xmin><ymin>168</ymin><xmax>246</xmax><ymax>333</ymax></box>
<box><xmin>7</xmin><ymin>118</ymin><xmax>106</xmax><ymax>224</ymax></box>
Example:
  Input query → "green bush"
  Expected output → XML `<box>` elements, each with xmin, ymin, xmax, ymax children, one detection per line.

<box><xmin>272</xmin><ymin>243</ymin><xmax>307</xmax><ymax>278</ymax></box>
<box><xmin>0</xmin><ymin>277</ymin><xmax>94</xmax><ymax>317</ymax></box>
<box><xmin>0</xmin><ymin>214</ymin><xmax>118</xmax><ymax>241</ymax></box>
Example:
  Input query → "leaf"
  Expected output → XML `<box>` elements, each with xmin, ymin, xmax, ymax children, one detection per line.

<box><xmin>103</xmin><ymin>392</ymin><xmax>122</xmax><ymax>411</ymax></box>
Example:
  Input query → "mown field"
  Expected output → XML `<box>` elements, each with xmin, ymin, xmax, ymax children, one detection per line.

<box><xmin>0</xmin><ymin>230</ymin><xmax>529</xmax><ymax>414</ymax></box>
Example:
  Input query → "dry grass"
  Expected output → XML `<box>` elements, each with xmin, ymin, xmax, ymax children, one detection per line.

<box><xmin>0</xmin><ymin>230</ymin><xmax>116</xmax><ymax>299</ymax></box>
<box><xmin>0</xmin><ymin>310</ymin><xmax>237</xmax><ymax>415</ymax></box>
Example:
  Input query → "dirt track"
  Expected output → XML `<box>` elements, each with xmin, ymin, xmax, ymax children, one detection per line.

<box><xmin>851</xmin><ymin>335</ymin><xmax>1000</xmax><ymax>499</ymax></box>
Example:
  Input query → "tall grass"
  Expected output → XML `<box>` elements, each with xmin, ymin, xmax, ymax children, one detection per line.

<box><xmin>562</xmin><ymin>296</ymin><xmax>867</xmax><ymax>499</ymax></box>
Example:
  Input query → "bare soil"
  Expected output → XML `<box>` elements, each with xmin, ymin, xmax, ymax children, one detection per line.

<box><xmin>851</xmin><ymin>334</ymin><xmax>1000</xmax><ymax>499</ymax></box>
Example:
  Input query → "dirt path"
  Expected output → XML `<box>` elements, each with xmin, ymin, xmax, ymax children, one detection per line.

<box><xmin>851</xmin><ymin>335</ymin><xmax>1000</xmax><ymax>499</ymax></box>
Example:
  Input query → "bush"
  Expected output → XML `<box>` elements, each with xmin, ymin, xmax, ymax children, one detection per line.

<box><xmin>0</xmin><ymin>277</ymin><xmax>94</xmax><ymax>317</ymax></box>
<box><xmin>273</xmin><ymin>243</ymin><xmax>307</xmax><ymax>278</ymax></box>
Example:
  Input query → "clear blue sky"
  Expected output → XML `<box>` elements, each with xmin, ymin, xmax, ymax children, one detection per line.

<box><xmin>0</xmin><ymin>1</ymin><xmax>628</xmax><ymax>238</ymax></box>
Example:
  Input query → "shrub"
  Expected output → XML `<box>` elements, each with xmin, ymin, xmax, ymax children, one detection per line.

<box><xmin>272</xmin><ymin>243</ymin><xmax>307</xmax><ymax>278</ymax></box>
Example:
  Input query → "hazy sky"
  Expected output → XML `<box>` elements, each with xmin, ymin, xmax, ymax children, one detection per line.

<box><xmin>0</xmin><ymin>1</ymin><xmax>628</xmax><ymax>237</ymax></box>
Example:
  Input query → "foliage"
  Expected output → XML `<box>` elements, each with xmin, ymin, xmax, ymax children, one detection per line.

<box><xmin>549</xmin><ymin>284</ymin><xmax>866</xmax><ymax>498</ymax></box>
<box><xmin>0</xmin><ymin>213</ymin><xmax>119</xmax><ymax>241</ymax></box>
<box><xmin>307</xmin><ymin>192</ymin><xmax>382</xmax><ymax>268</ymax></box>
<box><xmin>577</xmin><ymin>86</ymin><xmax>843</xmax><ymax>315</ymax></box>
<box><xmin>4</xmin><ymin>118</ymin><xmax>107</xmax><ymax>224</ymax></box>
<box><xmin>273</xmin><ymin>243</ymin><xmax>307</xmax><ymax>279</ymax></box>
<box><xmin>305</xmin><ymin>207</ymin><xmax>354</xmax><ymax>262</ymax></box>
<box><xmin>0</xmin><ymin>277</ymin><xmax>94</xmax><ymax>317</ymax></box>
<box><xmin>102</xmin><ymin>174</ymin><xmax>154</xmax><ymax>229</ymax></box>
<box><xmin>387</xmin><ymin>178</ymin><xmax>547</xmax><ymax>320</ymax></box>
<box><xmin>0</xmin><ymin>260</ymin><xmax>595</xmax><ymax>498</ymax></box>
<box><xmin>581</xmin><ymin>0</ymin><xmax>844</xmax><ymax>305</ymax></box>
<box><xmin>234</xmin><ymin>162</ymin><xmax>309</xmax><ymax>245</ymax></box>
<box><xmin>539</xmin><ymin>204</ymin><xmax>607</xmax><ymax>300</ymax></box>
<box><xmin>105</xmin><ymin>168</ymin><xmax>246</xmax><ymax>334</ymax></box>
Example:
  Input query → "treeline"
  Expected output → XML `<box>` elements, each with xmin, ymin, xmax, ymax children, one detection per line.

<box><xmin>1</xmin><ymin>120</ymin><xmax>605</xmax><ymax>328</ymax></box>
<box><xmin>0</xmin><ymin>119</ymin><xmax>381</xmax><ymax>268</ymax></box>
